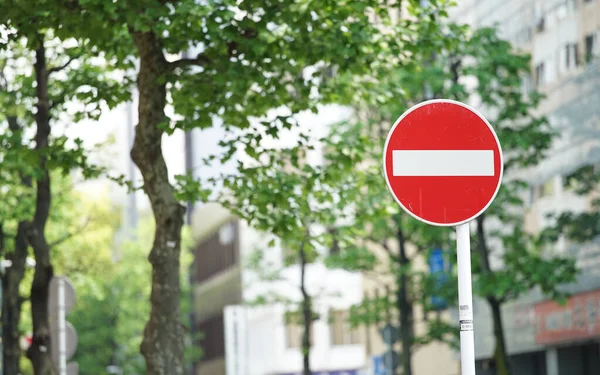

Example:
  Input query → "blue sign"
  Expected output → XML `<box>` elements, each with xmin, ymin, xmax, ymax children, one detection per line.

<box><xmin>373</xmin><ymin>355</ymin><xmax>385</xmax><ymax>375</ymax></box>
<box><xmin>428</xmin><ymin>248</ymin><xmax>448</xmax><ymax>310</ymax></box>
<box><xmin>278</xmin><ymin>370</ymin><xmax>358</xmax><ymax>375</ymax></box>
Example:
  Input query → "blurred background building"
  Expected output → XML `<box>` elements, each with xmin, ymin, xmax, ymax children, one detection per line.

<box><xmin>450</xmin><ymin>1</ymin><xmax>600</xmax><ymax>374</ymax></box>
<box><xmin>188</xmin><ymin>203</ymin><xmax>366</xmax><ymax>375</ymax></box>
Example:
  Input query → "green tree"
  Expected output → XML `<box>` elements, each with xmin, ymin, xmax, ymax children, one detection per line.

<box><xmin>8</xmin><ymin>178</ymin><xmax>121</xmax><ymax>375</ymax></box>
<box><xmin>326</xmin><ymin>19</ymin><xmax>579</xmax><ymax>375</ymax></box>
<box><xmin>541</xmin><ymin>165</ymin><xmax>600</xmax><ymax>243</ymax></box>
<box><xmin>0</xmin><ymin>104</ymin><xmax>36</xmax><ymax>375</ymax></box>
<box><xmin>45</xmin><ymin>0</ymin><xmax>418</xmax><ymax>372</ymax></box>
<box><xmin>0</xmin><ymin>25</ymin><xmax>129</xmax><ymax>373</ymax></box>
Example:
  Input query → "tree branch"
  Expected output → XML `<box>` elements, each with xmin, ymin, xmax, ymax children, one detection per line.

<box><xmin>168</xmin><ymin>21</ymin><xmax>258</xmax><ymax>71</ymax></box>
<box><xmin>363</xmin><ymin>270</ymin><xmax>389</xmax><ymax>286</ymax></box>
<box><xmin>0</xmin><ymin>222</ymin><xmax>4</xmax><ymax>259</ymax></box>
<box><xmin>450</xmin><ymin>56</ymin><xmax>462</xmax><ymax>86</ymax></box>
<box><xmin>169</xmin><ymin>53</ymin><xmax>210</xmax><ymax>70</ymax></box>
<box><xmin>50</xmin><ymin>95</ymin><xmax>66</xmax><ymax>111</ymax></box>
<box><xmin>48</xmin><ymin>217</ymin><xmax>91</xmax><ymax>249</ymax></box>
<box><xmin>47</xmin><ymin>55</ymin><xmax>78</xmax><ymax>76</ymax></box>
<box><xmin>380</xmin><ymin>238</ymin><xmax>399</xmax><ymax>262</ymax></box>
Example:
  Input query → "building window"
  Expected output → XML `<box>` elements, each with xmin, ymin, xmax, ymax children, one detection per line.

<box><xmin>285</xmin><ymin>319</ymin><xmax>314</xmax><ymax>348</ymax></box>
<box><xmin>533</xmin><ymin>178</ymin><xmax>555</xmax><ymax>200</ymax></box>
<box><xmin>560</xmin><ymin>43</ymin><xmax>580</xmax><ymax>74</ymax></box>
<box><xmin>535</xmin><ymin>62</ymin><xmax>546</xmax><ymax>87</ymax></box>
<box><xmin>528</xmin><ymin>186</ymin><xmax>535</xmax><ymax>205</ymax></box>
<box><xmin>195</xmin><ymin>314</ymin><xmax>226</xmax><ymax>361</ymax></box>
<box><xmin>522</xmin><ymin>73</ymin><xmax>533</xmax><ymax>94</ymax></box>
<box><xmin>219</xmin><ymin>222</ymin><xmax>234</xmax><ymax>245</ymax></box>
<box><xmin>520</xmin><ymin>27</ymin><xmax>532</xmax><ymax>44</ymax></box>
<box><xmin>536</xmin><ymin>17</ymin><xmax>545</xmax><ymax>33</ymax></box>
<box><xmin>541</xmin><ymin>179</ymin><xmax>554</xmax><ymax>197</ymax></box>
<box><xmin>193</xmin><ymin>220</ymin><xmax>238</xmax><ymax>283</ymax></box>
<box><xmin>566</xmin><ymin>43</ymin><xmax>579</xmax><ymax>69</ymax></box>
<box><xmin>284</xmin><ymin>310</ymin><xmax>315</xmax><ymax>348</ymax></box>
<box><xmin>585</xmin><ymin>33</ymin><xmax>598</xmax><ymax>62</ymax></box>
<box><xmin>329</xmin><ymin>310</ymin><xmax>361</xmax><ymax>346</ymax></box>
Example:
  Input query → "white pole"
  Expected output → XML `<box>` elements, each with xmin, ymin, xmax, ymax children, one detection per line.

<box><xmin>456</xmin><ymin>223</ymin><xmax>475</xmax><ymax>375</ymax></box>
<box><xmin>58</xmin><ymin>277</ymin><xmax>67</xmax><ymax>375</ymax></box>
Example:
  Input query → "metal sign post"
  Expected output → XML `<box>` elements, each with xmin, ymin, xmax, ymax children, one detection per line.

<box><xmin>456</xmin><ymin>223</ymin><xmax>475</xmax><ymax>375</ymax></box>
<box><xmin>58</xmin><ymin>277</ymin><xmax>67</xmax><ymax>375</ymax></box>
<box><xmin>49</xmin><ymin>276</ymin><xmax>78</xmax><ymax>375</ymax></box>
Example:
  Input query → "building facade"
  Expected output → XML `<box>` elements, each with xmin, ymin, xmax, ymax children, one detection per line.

<box><xmin>189</xmin><ymin>202</ymin><xmax>368</xmax><ymax>375</ymax></box>
<box><xmin>449</xmin><ymin>1</ymin><xmax>600</xmax><ymax>374</ymax></box>
<box><xmin>189</xmin><ymin>204</ymin><xmax>242</xmax><ymax>375</ymax></box>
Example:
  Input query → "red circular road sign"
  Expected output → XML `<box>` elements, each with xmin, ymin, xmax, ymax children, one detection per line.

<box><xmin>383</xmin><ymin>99</ymin><xmax>503</xmax><ymax>227</ymax></box>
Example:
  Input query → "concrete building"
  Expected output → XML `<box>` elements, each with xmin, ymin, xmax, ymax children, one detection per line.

<box><xmin>449</xmin><ymin>1</ymin><xmax>600</xmax><ymax>374</ymax></box>
<box><xmin>189</xmin><ymin>203</ymin><xmax>366</xmax><ymax>375</ymax></box>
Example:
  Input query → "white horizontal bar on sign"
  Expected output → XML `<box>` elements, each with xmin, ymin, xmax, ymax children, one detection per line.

<box><xmin>392</xmin><ymin>150</ymin><xmax>495</xmax><ymax>176</ymax></box>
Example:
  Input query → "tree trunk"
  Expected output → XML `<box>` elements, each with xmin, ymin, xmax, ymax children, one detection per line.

<box><xmin>476</xmin><ymin>215</ymin><xmax>511</xmax><ymax>375</ymax></box>
<box><xmin>2</xmin><ymin>223</ymin><xmax>28</xmax><ymax>375</ymax></box>
<box><xmin>107</xmin><ymin>308</ymin><xmax>121</xmax><ymax>371</ymax></box>
<box><xmin>2</xmin><ymin>117</ymin><xmax>33</xmax><ymax>375</ymax></box>
<box><xmin>129</xmin><ymin>30</ymin><xmax>186</xmax><ymax>375</ymax></box>
<box><xmin>489</xmin><ymin>298</ymin><xmax>510</xmax><ymax>375</ymax></box>
<box><xmin>27</xmin><ymin>37</ymin><xmax>56</xmax><ymax>375</ymax></box>
<box><xmin>395</xmin><ymin>218</ymin><xmax>413</xmax><ymax>375</ymax></box>
<box><xmin>299</xmin><ymin>240</ymin><xmax>312</xmax><ymax>375</ymax></box>
<box><xmin>1</xmin><ymin>274</ymin><xmax>23</xmax><ymax>375</ymax></box>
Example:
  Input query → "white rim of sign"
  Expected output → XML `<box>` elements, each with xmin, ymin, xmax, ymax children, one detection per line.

<box><xmin>382</xmin><ymin>99</ymin><xmax>504</xmax><ymax>227</ymax></box>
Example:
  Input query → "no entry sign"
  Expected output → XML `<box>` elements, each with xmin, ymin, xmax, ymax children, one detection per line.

<box><xmin>382</xmin><ymin>99</ymin><xmax>503</xmax><ymax>375</ymax></box>
<box><xmin>383</xmin><ymin>99</ymin><xmax>503</xmax><ymax>227</ymax></box>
